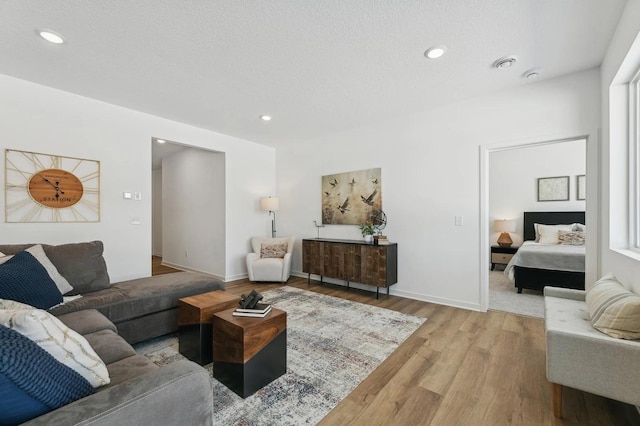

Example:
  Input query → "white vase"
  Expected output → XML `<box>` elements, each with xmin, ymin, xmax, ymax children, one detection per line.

<box><xmin>364</xmin><ymin>235</ymin><xmax>373</xmax><ymax>243</ymax></box>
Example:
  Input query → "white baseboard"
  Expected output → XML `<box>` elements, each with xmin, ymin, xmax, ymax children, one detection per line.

<box><xmin>291</xmin><ymin>270</ymin><xmax>483</xmax><ymax>312</ymax></box>
<box><xmin>224</xmin><ymin>272</ymin><xmax>249</xmax><ymax>282</ymax></box>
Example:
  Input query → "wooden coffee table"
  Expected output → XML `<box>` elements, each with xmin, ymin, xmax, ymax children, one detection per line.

<box><xmin>178</xmin><ymin>290</ymin><xmax>241</xmax><ymax>365</ymax></box>
<box><xmin>212</xmin><ymin>307</ymin><xmax>287</xmax><ymax>398</ymax></box>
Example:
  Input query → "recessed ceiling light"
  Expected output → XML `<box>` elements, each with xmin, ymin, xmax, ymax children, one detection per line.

<box><xmin>37</xmin><ymin>29</ymin><xmax>64</xmax><ymax>44</ymax></box>
<box><xmin>525</xmin><ymin>71</ymin><xmax>540</xmax><ymax>80</ymax></box>
<box><xmin>424</xmin><ymin>45</ymin><xmax>447</xmax><ymax>59</ymax></box>
<box><xmin>260</xmin><ymin>115</ymin><xmax>272</xmax><ymax>121</ymax></box>
<box><xmin>494</xmin><ymin>57</ymin><xmax>517</xmax><ymax>69</ymax></box>
<box><xmin>156</xmin><ymin>139</ymin><xmax>166</xmax><ymax>144</ymax></box>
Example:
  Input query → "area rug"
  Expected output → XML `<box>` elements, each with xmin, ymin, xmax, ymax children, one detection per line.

<box><xmin>134</xmin><ymin>286</ymin><xmax>425</xmax><ymax>425</ymax></box>
<box><xmin>489</xmin><ymin>269</ymin><xmax>544</xmax><ymax>318</ymax></box>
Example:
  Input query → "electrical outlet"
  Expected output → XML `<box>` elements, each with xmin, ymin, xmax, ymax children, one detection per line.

<box><xmin>184</xmin><ymin>250</ymin><xmax>188</xmax><ymax>257</ymax></box>
<box><xmin>455</xmin><ymin>216</ymin><xmax>463</xmax><ymax>226</ymax></box>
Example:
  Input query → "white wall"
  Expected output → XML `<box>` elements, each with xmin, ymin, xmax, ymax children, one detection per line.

<box><xmin>0</xmin><ymin>74</ymin><xmax>276</xmax><ymax>282</ymax></box>
<box><xmin>278</xmin><ymin>68</ymin><xmax>600</xmax><ymax>310</ymax></box>
<box><xmin>152</xmin><ymin>167</ymin><xmax>163</xmax><ymax>256</ymax></box>
<box><xmin>161</xmin><ymin>148</ymin><xmax>225</xmax><ymax>277</ymax></box>
<box><xmin>600</xmin><ymin>0</ymin><xmax>640</xmax><ymax>293</ymax></box>
<box><xmin>489</xmin><ymin>139</ymin><xmax>586</xmax><ymax>247</ymax></box>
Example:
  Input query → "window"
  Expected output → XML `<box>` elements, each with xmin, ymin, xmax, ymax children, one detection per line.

<box><xmin>632</xmin><ymin>67</ymin><xmax>640</xmax><ymax>250</ymax></box>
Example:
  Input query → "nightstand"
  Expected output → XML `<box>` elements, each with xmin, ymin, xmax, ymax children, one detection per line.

<box><xmin>491</xmin><ymin>245</ymin><xmax>519</xmax><ymax>270</ymax></box>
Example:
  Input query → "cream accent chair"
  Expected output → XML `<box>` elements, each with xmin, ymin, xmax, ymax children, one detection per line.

<box><xmin>246</xmin><ymin>236</ymin><xmax>295</xmax><ymax>283</ymax></box>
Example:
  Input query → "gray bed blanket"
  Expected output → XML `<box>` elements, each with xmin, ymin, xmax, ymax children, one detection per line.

<box><xmin>504</xmin><ymin>241</ymin><xmax>585</xmax><ymax>280</ymax></box>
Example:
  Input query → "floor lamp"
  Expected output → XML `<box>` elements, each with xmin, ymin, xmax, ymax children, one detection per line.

<box><xmin>261</xmin><ymin>197</ymin><xmax>280</xmax><ymax>237</ymax></box>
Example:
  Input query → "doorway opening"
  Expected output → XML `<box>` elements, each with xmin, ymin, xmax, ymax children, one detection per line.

<box><xmin>151</xmin><ymin>138</ymin><xmax>226</xmax><ymax>279</ymax></box>
<box><xmin>480</xmin><ymin>136</ymin><xmax>588</xmax><ymax>316</ymax></box>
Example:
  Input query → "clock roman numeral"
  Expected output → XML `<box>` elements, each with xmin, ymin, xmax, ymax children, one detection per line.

<box><xmin>5</xmin><ymin>183</ymin><xmax>27</xmax><ymax>190</ymax></box>
<box><xmin>50</xmin><ymin>156</ymin><xmax>62</xmax><ymax>169</ymax></box>
<box><xmin>70</xmin><ymin>206</ymin><xmax>89</xmax><ymax>222</ymax></box>
<box><xmin>79</xmin><ymin>199</ymin><xmax>100</xmax><ymax>212</ymax></box>
<box><xmin>21</xmin><ymin>204</ymin><xmax>45</xmax><ymax>222</ymax></box>
<box><xmin>6</xmin><ymin>198</ymin><xmax>33</xmax><ymax>212</ymax></box>
<box><xmin>83</xmin><ymin>187</ymin><xmax>99</xmax><ymax>194</ymax></box>
<box><xmin>79</xmin><ymin>171</ymin><xmax>99</xmax><ymax>182</ymax></box>
<box><xmin>20</xmin><ymin>151</ymin><xmax>47</xmax><ymax>172</ymax></box>
<box><xmin>53</xmin><ymin>209</ymin><xmax>62</xmax><ymax>222</ymax></box>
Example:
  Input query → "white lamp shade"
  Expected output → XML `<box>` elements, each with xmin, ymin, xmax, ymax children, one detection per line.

<box><xmin>260</xmin><ymin>197</ymin><xmax>280</xmax><ymax>212</ymax></box>
<box><xmin>494</xmin><ymin>219</ymin><xmax>515</xmax><ymax>233</ymax></box>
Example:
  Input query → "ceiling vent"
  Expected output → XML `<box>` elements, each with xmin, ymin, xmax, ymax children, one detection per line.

<box><xmin>494</xmin><ymin>57</ymin><xmax>517</xmax><ymax>69</ymax></box>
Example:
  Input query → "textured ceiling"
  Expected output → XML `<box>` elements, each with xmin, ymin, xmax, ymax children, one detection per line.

<box><xmin>0</xmin><ymin>1</ymin><xmax>628</xmax><ymax>147</ymax></box>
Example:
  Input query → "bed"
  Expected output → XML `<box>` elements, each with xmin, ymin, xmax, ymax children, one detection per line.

<box><xmin>505</xmin><ymin>211</ymin><xmax>585</xmax><ymax>293</ymax></box>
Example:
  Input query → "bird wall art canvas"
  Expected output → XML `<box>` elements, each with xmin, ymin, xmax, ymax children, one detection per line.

<box><xmin>321</xmin><ymin>168</ymin><xmax>382</xmax><ymax>224</ymax></box>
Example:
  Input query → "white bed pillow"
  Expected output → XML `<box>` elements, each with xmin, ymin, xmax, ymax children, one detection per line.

<box><xmin>536</xmin><ymin>224</ymin><xmax>574</xmax><ymax>244</ymax></box>
<box><xmin>0</xmin><ymin>307</ymin><xmax>110</xmax><ymax>387</ymax></box>
<box><xmin>573</xmin><ymin>223</ymin><xmax>586</xmax><ymax>232</ymax></box>
<box><xmin>533</xmin><ymin>223</ymin><xmax>574</xmax><ymax>242</ymax></box>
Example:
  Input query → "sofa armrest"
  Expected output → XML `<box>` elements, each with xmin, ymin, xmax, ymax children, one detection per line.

<box><xmin>282</xmin><ymin>252</ymin><xmax>292</xmax><ymax>281</ymax></box>
<box><xmin>24</xmin><ymin>361</ymin><xmax>212</xmax><ymax>425</ymax></box>
<box><xmin>246</xmin><ymin>253</ymin><xmax>260</xmax><ymax>281</ymax></box>
<box><xmin>544</xmin><ymin>286</ymin><xmax>586</xmax><ymax>301</ymax></box>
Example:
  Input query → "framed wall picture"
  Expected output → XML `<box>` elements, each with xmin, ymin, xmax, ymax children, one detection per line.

<box><xmin>5</xmin><ymin>149</ymin><xmax>100</xmax><ymax>222</ymax></box>
<box><xmin>321</xmin><ymin>168</ymin><xmax>381</xmax><ymax>224</ymax></box>
<box><xmin>537</xmin><ymin>176</ymin><xmax>569</xmax><ymax>202</ymax></box>
<box><xmin>577</xmin><ymin>175</ymin><xmax>586</xmax><ymax>200</ymax></box>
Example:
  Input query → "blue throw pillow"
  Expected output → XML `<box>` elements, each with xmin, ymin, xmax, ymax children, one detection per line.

<box><xmin>0</xmin><ymin>324</ymin><xmax>95</xmax><ymax>425</ymax></box>
<box><xmin>0</xmin><ymin>251</ymin><xmax>62</xmax><ymax>309</ymax></box>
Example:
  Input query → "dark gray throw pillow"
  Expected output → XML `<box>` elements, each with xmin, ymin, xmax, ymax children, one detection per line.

<box><xmin>0</xmin><ymin>251</ymin><xmax>63</xmax><ymax>309</ymax></box>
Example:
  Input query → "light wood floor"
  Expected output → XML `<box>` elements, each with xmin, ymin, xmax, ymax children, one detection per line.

<box><xmin>151</xmin><ymin>256</ymin><xmax>181</xmax><ymax>276</ymax></box>
<box><xmin>151</xmin><ymin>258</ymin><xmax>638</xmax><ymax>425</ymax></box>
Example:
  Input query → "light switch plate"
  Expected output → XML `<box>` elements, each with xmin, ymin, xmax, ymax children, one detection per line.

<box><xmin>134</xmin><ymin>192</ymin><xmax>142</xmax><ymax>201</ymax></box>
<box><xmin>123</xmin><ymin>192</ymin><xmax>132</xmax><ymax>199</ymax></box>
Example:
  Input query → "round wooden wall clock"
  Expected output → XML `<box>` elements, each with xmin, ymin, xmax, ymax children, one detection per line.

<box><xmin>4</xmin><ymin>149</ymin><xmax>100</xmax><ymax>222</ymax></box>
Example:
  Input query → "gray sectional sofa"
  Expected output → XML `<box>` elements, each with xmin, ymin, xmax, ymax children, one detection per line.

<box><xmin>24</xmin><ymin>309</ymin><xmax>213</xmax><ymax>425</ymax></box>
<box><xmin>0</xmin><ymin>241</ymin><xmax>224</xmax><ymax>424</ymax></box>
<box><xmin>0</xmin><ymin>241</ymin><xmax>225</xmax><ymax>344</ymax></box>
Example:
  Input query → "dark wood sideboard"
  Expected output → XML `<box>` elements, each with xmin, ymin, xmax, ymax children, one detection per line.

<box><xmin>302</xmin><ymin>238</ymin><xmax>398</xmax><ymax>298</ymax></box>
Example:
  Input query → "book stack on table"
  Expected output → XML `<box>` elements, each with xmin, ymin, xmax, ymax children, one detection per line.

<box><xmin>232</xmin><ymin>303</ymin><xmax>272</xmax><ymax>318</ymax></box>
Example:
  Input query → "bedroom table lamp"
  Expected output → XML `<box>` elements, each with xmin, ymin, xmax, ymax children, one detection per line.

<box><xmin>260</xmin><ymin>196</ymin><xmax>280</xmax><ymax>237</ymax></box>
<box><xmin>494</xmin><ymin>219</ymin><xmax>516</xmax><ymax>247</ymax></box>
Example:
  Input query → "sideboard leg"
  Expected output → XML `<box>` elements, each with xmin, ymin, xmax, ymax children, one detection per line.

<box><xmin>320</xmin><ymin>275</ymin><xmax>323</xmax><ymax>285</ymax></box>
<box><xmin>307</xmin><ymin>273</ymin><xmax>310</xmax><ymax>285</ymax></box>
<box><xmin>376</xmin><ymin>287</ymin><xmax>379</xmax><ymax>299</ymax></box>
<box><xmin>346</xmin><ymin>281</ymin><xmax>350</xmax><ymax>291</ymax></box>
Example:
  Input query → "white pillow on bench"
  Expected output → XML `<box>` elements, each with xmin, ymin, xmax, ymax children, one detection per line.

<box><xmin>586</xmin><ymin>273</ymin><xmax>640</xmax><ymax>340</ymax></box>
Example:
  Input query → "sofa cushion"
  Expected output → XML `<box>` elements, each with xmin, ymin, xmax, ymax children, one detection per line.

<box><xmin>107</xmin><ymin>272</ymin><xmax>224</xmax><ymax>323</ymax></box>
<box><xmin>0</xmin><ymin>241</ymin><xmax>111</xmax><ymax>295</ymax></box>
<box><xmin>0</xmin><ymin>246</ymin><xmax>74</xmax><ymax>295</ymax></box>
<box><xmin>83</xmin><ymin>329</ymin><xmax>138</xmax><ymax>365</ymax></box>
<box><xmin>0</xmin><ymin>308</ymin><xmax>110</xmax><ymax>387</ymax></box>
<box><xmin>49</xmin><ymin>287</ymin><xmax>128</xmax><ymax>317</ymax></box>
<box><xmin>0</xmin><ymin>251</ymin><xmax>63</xmax><ymax>309</ymax></box>
<box><xmin>586</xmin><ymin>273</ymin><xmax>640</xmax><ymax>339</ymax></box>
<box><xmin>56</xmin><ymin>309</ymin><xmax>118</xmax><ymax>335</ymax></box>
<box><xmin>24</xmin><ymin>245</ymin><xmax>74</xmax><ymax>295</ymax></box>
<box><xmin>105</xmin><ymin>355</ymin><xmax>159</xmax><ymax>388</ymax></box>
<box><xmin>0</xmin><ymin>324</ymin><xmax>95</xmax><ymax>424</ymax></box>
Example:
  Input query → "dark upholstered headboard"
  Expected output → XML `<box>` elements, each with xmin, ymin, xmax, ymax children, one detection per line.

<box><xmin>523</xmin><ymin>211</ymin><xmax>585</xmax><ymax>241</ymax></box>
